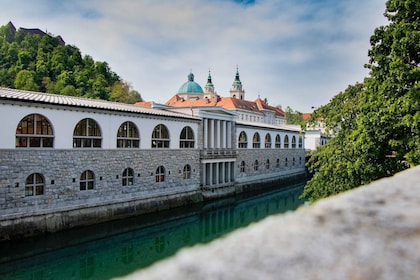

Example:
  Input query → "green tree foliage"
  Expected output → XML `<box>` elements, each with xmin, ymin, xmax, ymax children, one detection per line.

<box><xmin>110</xmin><ymin>81</ymin><xmax>143</xmax><ymax>103</ymax></box>
<box><xmin>0</xmin><ymin>22</ymin><xmax>143</xmax><ymax>103</ymax></box>
<box><xmin>302</xmin><ymin>0</ymin><xmax>419</xmax><ymax>202</ymax></box>
<box><xmin>285</xmin><ymin>106</ymin><xmax>304</xmax><ymax>126</ymax></box>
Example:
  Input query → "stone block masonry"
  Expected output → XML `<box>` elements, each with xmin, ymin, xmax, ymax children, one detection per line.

<box><xmin>0</xmin><ymin>149</ymin><xmax>202</xmax><ymax>240</ymax></box>
<box><xmin>0</xmin><ymin>148</ymin><xmax>307</xmax><ymax>240</ymax></box>
<box><xmin>124</xmin><ymin>166</ymin><xmax>420</xmax><ymax>280</ymax></box>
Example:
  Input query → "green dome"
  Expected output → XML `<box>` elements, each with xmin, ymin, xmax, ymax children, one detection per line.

<box><xmin>178</xmin><ymin>72</ymin><xmax>204</xmax><ymax>94</ymax></box>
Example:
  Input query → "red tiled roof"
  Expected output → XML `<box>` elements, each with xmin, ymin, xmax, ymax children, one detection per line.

<box><xmin>134</xmin><ymin>101</ymin><xmax>153</xmax><ymax>108</ymax></box>
<box><xmin>302</xmin><ymin>113</ymin><xmax>311</xmax><ymax>121</ymax></box>
<box><xmin>163</xmin><ymin>94</ymin><xmax>285</xmax><ymax>117</ymax></box>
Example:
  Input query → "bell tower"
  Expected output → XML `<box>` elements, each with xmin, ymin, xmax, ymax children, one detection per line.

<box><xmin>229</xmin><ymin>66</ymin><xmax>245</xmax><ymax>100</ymax></box>
<box><xmin>204</xmin><ymin>69</ymin><xmax>215</xmax><ymax>95</ymax></box>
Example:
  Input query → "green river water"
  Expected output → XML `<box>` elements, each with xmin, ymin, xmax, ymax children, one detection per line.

<box><xmin>0</xmin><ymin>181</ymin><xmax>306</xmax><ymax>279</ymax></box>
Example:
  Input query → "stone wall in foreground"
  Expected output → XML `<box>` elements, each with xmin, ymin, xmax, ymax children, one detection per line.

<box><xmin>123</xmin><ymin>166</ymin><xmax>420</xmax><ymax>280</ymax></box>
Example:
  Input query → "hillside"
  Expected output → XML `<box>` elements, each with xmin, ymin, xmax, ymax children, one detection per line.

<box><xmin>0</xmin><ymin>22</ymin><xmax>142</xmax><ymax>103</ymax></box>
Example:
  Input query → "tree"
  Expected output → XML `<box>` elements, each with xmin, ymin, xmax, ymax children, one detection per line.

<box><xmin>0</xmin><ymin>22</ymin><xmax>142</xmax><ymax>102</ymax></box>
<box><xmin>110</xmin><ymin>81</ymin><xmax>143</xmax><ymax>104</ymax></box>
<box><xmin>14</xmin><ymin>69</ymin><xmax>39</xmax><ymax>91</ymax></box>
<box><xmin>285</xmin><ymin>106</ymin><xmax>304</xmax><ymax>126</ymax></box>
<box><xmin>301</xmin><ymin>0</ymin><xmax>419</xmax><ymax>202</ymax></box>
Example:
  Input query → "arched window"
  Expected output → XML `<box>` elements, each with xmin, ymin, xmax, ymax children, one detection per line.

<box><xmin>275</xmin><ymin>134</ymin><xmax>281</xmax><ymax>148</ymax></box>
<box><xmin>292</xmin><ymin>136</ymin><xmax>296</xmax><ymax>148</ymax></box>
<box><xmin>73</xmin><ymin>118</ymin><xmax>101</xmax><ymax>148</ymax></box>
<box><xmin>239</xmin><ymin>161</ymin><xmax>245</xmax><ymax>173</ymax></box>
<box><xmin>80</xmin><ymin>170</ymin><xmax>95</xmax><ymax>190</ymax></box>
<box><xmin>284</xmin><ymin>135</ymin><xmax>289</xmax><ymax>148</ymax></box>
<box><xmin>299</xmin><ymin>136</ymin><xmax>303</xmax><ymax>148</ymax></box>
<box><xmin>152</xmin><ymin>124</ymin><xmax>169</xmax><ymax>148</ymax></box>
<box><xmin>117</xmin><ymin>121</ymin><xmax>139</xmax><ymax>148</ymax></box>
<box><xmin>183</xmin><ymin>164</ymin><xmax>191</xmax><ymax>179</ymax></box>
<box><xmin>276</xmin><ymin>158</ymin><xmax>280</xmax><ymax>168</ymax></box>
<box><xmin>254</xmin><ymin>160</ymin><xmax>259</xmax><ymax>171</ymax></box>
<box><xmin>252</xmin><ymin>132</ymin><xmax>260</xmax><ymax>148</ymax></box>
<box><xmin>155</xmin><ymin>166</ymin><xmax>165</xmax><ymax>182</ymax></box>
<box><xmin>16</xmin><ymin>114</ymin><xmax>54</xmax><ymax>148</ymax></box>
<box><xmin>293</xmin><ymin>157</ymin><xmax>296</xmax><ymax>166</ymax></box>
<box><xmin>180</xmin><ymin>126</ymin><xmax>195</xmax><ymax>148</ymax></box>
<box><xmin>285</xmin><ymin>158</ymin><xmax>288</xmax><ymax>167</ymax></box>
<box><xmin>25</xmin><ymin>173</ymin><xmax>44</xmax><ymax>196</ymax></box>
<box><xmin>264</xmin><ymin>133</ymin><xmax>271</xmax><ymax>148</ymax></box>
<box><xmin>238</xmin><ymin>131</ymin><xmax>248</xmax><ymax>148</ymax></box>
<box><xmin>266</xmin><ymin>159</ymin><xmax>270</xmax><ymax>170</ymax></box>
<box><xmin>122</xmin><ymin>168</ymin><xmax>134</xmax><ymax>186</ymax></box>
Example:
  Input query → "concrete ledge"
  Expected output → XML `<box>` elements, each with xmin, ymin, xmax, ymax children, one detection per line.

<box><xmin>121</xmin><ymin>166</ymin><xmax>420</xmax><ymax>280</ymax></box>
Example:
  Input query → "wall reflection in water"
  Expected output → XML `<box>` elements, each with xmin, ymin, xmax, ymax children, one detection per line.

<box><xmin>0</xmin><ymin>182</ymin><xmax>305</xmax><ymax>280</ymax></box>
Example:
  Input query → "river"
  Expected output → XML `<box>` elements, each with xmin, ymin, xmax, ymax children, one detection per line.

<box><xmin>0</xmin><ymin>181</ymin><xmax>306</xmax><ymax>279</ymax></box>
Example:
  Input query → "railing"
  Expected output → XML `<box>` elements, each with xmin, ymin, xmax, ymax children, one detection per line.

<box><xmin>200</xmin><ymin>149</ymin><xmax>237</xmax><ymax>159</ymax></box>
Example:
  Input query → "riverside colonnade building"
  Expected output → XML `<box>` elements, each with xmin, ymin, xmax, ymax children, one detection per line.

<box><xmin>0</xmin><ymin>71</ymin><xmax>306</xmax><ymax>239</ymax></box>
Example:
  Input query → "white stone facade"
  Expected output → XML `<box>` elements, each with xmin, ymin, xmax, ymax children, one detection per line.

<box><xmin>0</xmin><ymin>88</ymin><xmax>306</xmax><ymax>238</ymax></box>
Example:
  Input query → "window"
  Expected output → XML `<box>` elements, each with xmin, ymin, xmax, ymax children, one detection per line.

<box><xmin>284</xmin><ymin>135</ymin><xmax>289</xmax><ymax>148</ymax></box>
<box><xmin>299</xmin><ymin>136</ymin><xmax>303</xmax><ymax>148</ymax></box>
<box><xmin>180</xmin><ymin>126</ymin><xmax>195</xmax><ymax>148</ymax></box>
<box><xmin>266</xmin><ymin>159</ymin><xmax>270</xmax><ymax>170</ymax></box>
<box><xmin>73</xmin><ymin>118</ymin><xmax>102</xmax><ymax>148</ymax></box>
<box><xmin>25</xmin><ymin>173</ymin><xmax>44</xmax><ymax>196</ymax></box>
<box><xmin>152</xmin><ymin>124</ymin><xmax>170</xmax><ymax>148</ymax></box>
<box><xmin>292</xmin><ymin>136</ymin><xmax>296</xmax><ymax>148</ymax></box>
<box><xmin>239</xmin><ymin>161</ymin><xmax>245</xmax><ymax>173</ymax></box>
<box><xmin>275</xmin><ymin>134</ymin><xmax>281</xmax><ymax>148</ymax></box>
<box><xmin>122</xmin><ymin>168</ymin><xmax>134</xmax><ymax>186</ymax></box>
<box><xmin>80</xmin><ymin>170</ymin><xmax>95</xmax><ymax>190</ymax></box>
<box><xmin>183</xmin><ymin>164</ymin><xmax>191</xmax><ymax>179</ymax></box>
<box><xmin>238</xmin><ymin>131</ymin><xmax>248</xmax><ymax>148</ymax></box>
<box><xmin>252</xmin><ymin>133</ymin><xmax>260</xmax><ymax>148</ymax></box>
<box><xmin>293</xmin><ymin>157</ymin><xmax>296</xmax><ymax>166</ymax></box>
<box><xmin>155</xmin><ymin>166</ymin><xmax>165</xmax><ymax>182</ymax></box>
<box><xmin>276</xmin><ymin>158</ymin><xmax>280</xmax><ymax>168</ymax></box>
<box><xmin>16</xmin><ymin>114</ymin><xmax>54</xmax><ymax>148</ymax></box>
<box><xmin>285</xmin><ymin>158</ymin><xmax>288</xmax><ymax>167</ymax></box>
<box><xmin>117</xmin><ymin>121</ymin><xmax>139</xmax><ymax>148</ymax></box>
<box><xmin>254</xmin><ymin>160</ymin><xmax>259</xmax><ymax>171</ymax></box>
<box><xmin>265</xmin><ymin>133</ymin><xmax>271</xmax><ymax>148</ymax></box>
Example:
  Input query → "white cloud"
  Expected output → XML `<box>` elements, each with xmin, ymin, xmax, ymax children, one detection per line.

<box><xmin>1</xmin><ymin>0</ymin><xmax>388</xmax><ymax>111</ymax></box>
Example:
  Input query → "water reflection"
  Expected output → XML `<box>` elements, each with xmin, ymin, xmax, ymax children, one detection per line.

<box><xmin>0</xmin><ymin>182</ymin><xmax>305</xmax><ymax>280</ymax></box>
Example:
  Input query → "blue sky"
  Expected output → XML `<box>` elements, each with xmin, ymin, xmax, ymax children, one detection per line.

<box><xmin>0</xmin><ymin>0</ymin><xmax>388</xmax><ymax>112</ymax></box>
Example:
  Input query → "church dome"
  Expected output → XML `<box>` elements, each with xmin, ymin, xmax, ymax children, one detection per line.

<box><xmin>178</xmin><ymin>72</ymin><xmax>204</xmax><ymax>94</ymax></box>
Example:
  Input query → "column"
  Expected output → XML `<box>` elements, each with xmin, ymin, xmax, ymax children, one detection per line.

<box><xmin>226</xmin><ymin>161</ymin><xmax>231</xmax><ymax>183</ymax></box>
<box><xmin>230</xmin><ymin>162</ymin><xmax>235</xmax><ymax>182</ymax></box>
<box><xmin>209</xmin><ymin>119</ymin><xmax>214</xmax><ymax>149</ymax></box>
<box><xmin>227</xmin><ymin>122</ymin><xmax>232</xmax><ymax>148</ymax></box>
<box><xmin>215</xmin><ymin>162</ymin><xmax>219</xmax><ymax>185</ymax></box>
<box><xmin>216</xmin><ymin>120</ymin><xmax>220</xmax><ymax>149</ymax></box>
<box><xmin>203</xmin><ymin>118</ymin><xmax>208</xmax><ymax>149</ymax></box>
<box><xmin>208</xmin><ymin>163</ymin><xmax>213</xmax><ymax>185</ymax></box>
<box><xmin>220</xmin><ymin>162</ymin><xmax>225</xmax><ymax>183</ymax></box>
<box><xmin>221</xmin><ymin>121</ymin><xmax>226</xmax><ymax>149</ymax></box>
<box><xmin>202</xmin><ymin>163</ymin><xmax>206</xmax><ymax>186</ymax></box>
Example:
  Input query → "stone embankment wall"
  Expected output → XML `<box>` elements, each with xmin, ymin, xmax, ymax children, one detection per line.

<box><xmin>0</xmin><ymin>149</ymin><xmax>201</xmax><ymax>240</ymax></box>
<box><xmin>0</xmin><ymin>148</ymin><xmax>308</xmax><ymax>240</ymax></box>
<box><xmin>235</xmin><ymin>148</ymin><xmax>307</xmax><ymax>192</ymax></box>
<box><xmin>123</xmin><ymin>166</ymin><xmax>420</xmax><ymax>280</ymax></box>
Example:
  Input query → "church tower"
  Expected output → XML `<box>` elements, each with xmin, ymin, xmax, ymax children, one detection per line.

<box><xmin>204</xmin><ymin>69</ymin><xmax>215</xmax><ymax>97</ymax></box>
<box><xmin>229</xmin><ymin>66</ymin><xmax>245</xmax><ymax>100</ymax></box>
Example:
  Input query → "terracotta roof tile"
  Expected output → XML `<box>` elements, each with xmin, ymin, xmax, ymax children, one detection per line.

<box><xmin>164</xmin><ymin>94</ymin><xmax>285</xmax><ymax>117</ymax></box>
<box><xmin>302</xmin><ymin>113</ymin><xmax>311</xmax><ymax>120</ymax></box>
